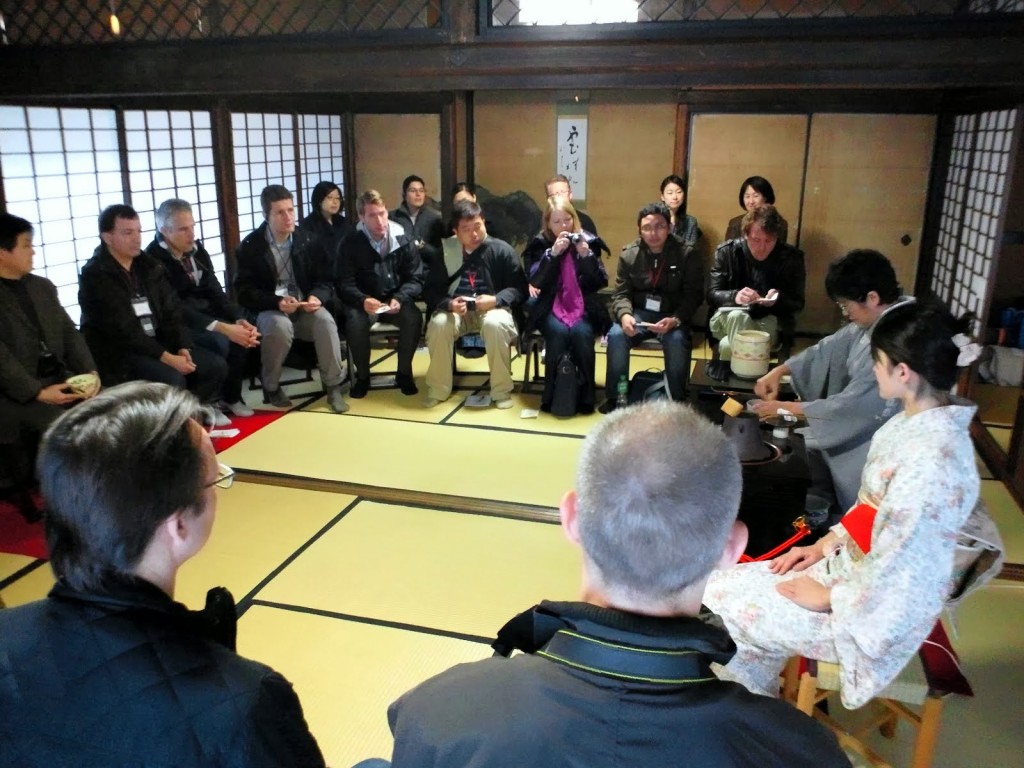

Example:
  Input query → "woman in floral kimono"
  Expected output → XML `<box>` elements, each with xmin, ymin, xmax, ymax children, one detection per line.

<box><xmin>704</xmin><ymin>300</ymin><xmax>983</xmax><ymax>708</ymax></box>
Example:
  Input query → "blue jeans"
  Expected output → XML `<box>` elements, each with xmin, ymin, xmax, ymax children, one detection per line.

<box><xmin>605</xmin><ymin>308</ymin><xmax>692</xmax><ymax>402</ymax></box>
<box><xmin>539</xmin><ymin>312</ymin><xmax>597</xmax><ymax>411</ymax></box>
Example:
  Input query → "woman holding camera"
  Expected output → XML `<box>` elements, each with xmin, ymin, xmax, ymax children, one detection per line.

<box><xmin>525</xmin><ymin>197</ymin><xmax>609</xmax><ymax>414</ymax></box>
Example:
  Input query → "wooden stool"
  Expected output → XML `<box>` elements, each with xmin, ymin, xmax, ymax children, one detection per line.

<box><xmin>783</xmin><ymin>621</ymin><xmax>972</xmax><ymax>768</ymax></box>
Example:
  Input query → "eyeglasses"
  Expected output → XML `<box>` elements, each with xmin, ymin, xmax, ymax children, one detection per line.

<box><xmin>206</xmin><ymin>462</ymin><xmax>236</xmax><ymax>490</ymax></box>
<box><xmin>640</xmin><ymin>224</ymin><xmax>668</xmax><ymax>233</ymax></box>
<box><xmin>835</xmin><ymin>298</ymin><xmax>864</xmax><ymax>316</ymax></box>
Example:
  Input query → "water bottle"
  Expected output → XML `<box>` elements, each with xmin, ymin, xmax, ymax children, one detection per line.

<box><xmin>616</xmin><ymin>374</ymin><xmax>629</xmax><ymax>408</ymax></box>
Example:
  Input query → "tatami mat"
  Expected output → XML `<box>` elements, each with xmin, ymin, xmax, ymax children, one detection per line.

<box><xmin>178</xmin><ymin>483</ymin><xmax>355</xmax><ymax>608</ymax></box>
<box><xmin>0</xmin><ymin>559</ymin><xmax>51</xmax><ymax>607</ymax></box>
<box><xmin>254</xmin><ymin>500</ymin><xmax>579</xmax><ymax>638</ymax></box>
<box><xmin>219</xmin><ymin>411</ymin><xmax>581</xmax><ymax>508</ymax></box>
<box><xmin>981</xmin><ymin>479</ymin><xmax>1024</xmax><ymax>566</ymax></box>
<box><xmin>0</xmin><ymin>552</ymin><xmax>36</xmax><ymax>584</ymax></box>
<box><xmin>238</xmin><ymin>604</ymin><xmax>490</xmax><ymax>768</ymax></box>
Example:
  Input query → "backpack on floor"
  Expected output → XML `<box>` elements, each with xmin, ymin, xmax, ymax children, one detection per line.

<box><xmin>550</xmin><ymin>353</ymin><xmax>580</xmax><ymax>417</ymax></box>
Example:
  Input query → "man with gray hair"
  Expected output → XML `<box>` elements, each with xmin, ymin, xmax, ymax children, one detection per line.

<box><xmin>0</xmin><ymin>381</ymin><xmax>325</xmax><ymax>766</ymax></box>
<box><xmin>145</xmin><ymin>198</ymin><xmax>260</xmax><ymax>419</ymax></box>
<box><xmin>383</xmin><ymin>401</ymin><xmax>850</xmax><ymax>768</ymax></box>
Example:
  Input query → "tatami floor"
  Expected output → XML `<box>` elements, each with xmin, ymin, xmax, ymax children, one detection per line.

<box><xmin>2</xmin><ymin>339</ymin><xmax>1022</xmax><ymax>768</ymax></box>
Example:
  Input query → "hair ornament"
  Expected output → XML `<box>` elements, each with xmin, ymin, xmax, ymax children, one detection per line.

<box><xmin>952</xmin><ymin>333</ymin><xmax>982</xmax><ymax>367</ymax></box>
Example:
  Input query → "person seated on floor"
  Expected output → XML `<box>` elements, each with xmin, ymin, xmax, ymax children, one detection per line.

<box><xmin>78</xmin><ymin>204</ymin><xmax>228</xmax><ymax>419</ymax></box>
<box><xmin>524</xmin><ymin>197</ymin><xmax>609</xmax><ymax>415</ymax></box>
<box><xmin>544</xmin><ymin>173</ymin><xmax>599</xmax><ymax>236</ymax></box>
<box><xmin>336</xmin><ymin>189</ymin><xmax>424</xmax><ymax>398</ymax></box>
<box><xmin>725</xmin><ymin>175</ymin><xmax>790</xmax><ymax>244</ymax></box>
<box><xmin>0</xmin><ymin>213</ymin><xmax>99</xmax><ymax>518</ymax></box>
<box><xmin>0</xmin><ymin>381</ymin><xmax>326</xmax><ymax>766</ymax></box>
<box><xmin>602</xmin><ymin>202</ymin><xmax>703</xmax><ymax>412</ymax></box>
<box><xmin>660</xmin><ymin>172</ymin><xmax>702</xmax><ymax>249</ymax></box>
<box><xmin>423</xmin><ymin>199</ymin><xmax>526</xmax><ymax>410</ymax></box>
<box><xmin>705</xmin><ymin>204</ymin><xmax>806</xmax><ymax>381</ymax></box>
<box><xmin>751</xmin><ymin>249</ymin><xmax>912</xmax><ymax>518</ymax></box>
<box><xmin>389</xmin><ymin>175</ymin><xmax>444</xmax><ymax>274</ymax></box>
<box><xmin>300</xmin><ymin>180</ymin><xmax>352</xmax><ymax>270</ymax></box>
<box><xmin>146</xmin><ymin>198</ymin><xmax>261</xmax><ymax>418</ymax></box>
<box><xmin>380</xmin><ymin>401</ymin><xmax>850</xmax><ymax>768</ymax></box>
<box><xmin>234</xmin><ymin>184</ymin><xmax>348</xmax><ymax>413</ymax></box>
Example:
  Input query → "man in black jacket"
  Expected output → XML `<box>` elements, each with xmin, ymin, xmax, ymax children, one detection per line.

<box><xmin>603</xmin><ymin>202</ymin><xmax>703</xmax><ymax>410</ymax></box>
<box><xmin>234</xmin><ymin>185</ymin><xmax>347</xmax><ymax>413</ymax></box>
<box><xmin>385</xmin><ymin>401</ymin><xmax>850</xmax><ymax>768</ymax></box>
<box><xmin>146</xmin><ymin>198</ymin><xmax>260</xmax><ymax>418</ymax></box>
<box><xmin>706</xmin><ymin>204</ymin><xmax>806</xmax><ymax>381</ymax></box>
<box><xmin>389</xmin><ymin>174</ymin><xmax>444</xmax><ymax>273</ymax></box>
<box><xmin>337</xmin><ymin>190</ymin><xmax>423</xmax><ymax>398</ymax></box>
<box><xmin>0</xmin><ymin>381</ymin><xmax>325</xmax><ymax>767</ymax></box>
<box><xmin>0</xmin><ymin>213</ymin><xmax>97</xmax><ymax>516</ymax></box>
<box><xmin>422</xmin><ymin>199</ymin><xmax>526</xmax><ymax>409</ymax></box>
<box><xmin>78</xmin><ymin>204</ymin><xmax>227</xmax><ymax>412</ymax></box>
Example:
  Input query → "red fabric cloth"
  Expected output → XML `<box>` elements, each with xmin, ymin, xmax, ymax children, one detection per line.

<box><xmin>0</xmin><ymin>499</ymin><xmax>47</xmax><ymax>559</ymax></box>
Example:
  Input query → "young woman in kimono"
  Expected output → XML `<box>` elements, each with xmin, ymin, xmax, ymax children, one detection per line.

<box><xmin>704</xmin><ymin>300</ymin><xmax>983</xmax><ymax>708</ymax></box>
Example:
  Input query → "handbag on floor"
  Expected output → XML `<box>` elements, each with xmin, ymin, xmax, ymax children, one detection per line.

<box><xmin>550</xmin><ymin>352</ymin><xmax>580</xmax><ymax>417</ymax></box>
<box><xmin>628</xmin><ymin>369</ymin><xmax>670</xmax><ymax>404</ymax></box>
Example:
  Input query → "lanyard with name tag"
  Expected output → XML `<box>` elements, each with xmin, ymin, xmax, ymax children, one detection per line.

<box><xmin>131</xmin><ymin>295</ymin><xmax>156</xmax><ymax>336</ymax></box>
<box><xmin>275</xmin><ymin>281</ymin><xmax>302</xmax><ymax>300</ymax></box>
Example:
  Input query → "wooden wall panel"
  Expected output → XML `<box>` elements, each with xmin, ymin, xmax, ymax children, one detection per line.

<box><xmin>687</xmin><ymin>114</ymin><xmax>808</xmax><ymax>257</ymax></box>
<box><xmin>474</xmin><ymin>92</ymin><xmax>554</xmax><ymax>206</ymax></box>
<box><xmin>353</xmin><ymin>114</ymin><xmax>442</xmax><ymax>210</ymax></box>
<box><xmin>800</xmin><ymin>113</ymin><xmax>935</xmax><ymax>334</ymax></box>
<box><xmin>587</xmin><ymin>101</ymin><xmax>677</xmax><ymax>271</ymax></box>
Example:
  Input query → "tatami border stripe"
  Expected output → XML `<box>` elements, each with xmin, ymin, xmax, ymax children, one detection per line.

<box><xmin>0</xmin><ymin>558</ymin><xmax>48</xmax><ymax>591</ymax></box>
<box><xmin>233</xmin><ymin>471</ymin><xmax>560</xmax><ymax>524</ymax></box>
<box><xmin>247</xmin><ymin>598</ymin><xmax>493</xmax><ymax>645</ymax></box>
<box><xmin>235</xmin><ymin>495</ymin><xmax>363</xmax><ymax>618</ymax></box>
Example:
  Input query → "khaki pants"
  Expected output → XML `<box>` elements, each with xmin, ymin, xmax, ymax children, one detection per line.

<box><xmin>425</xmin><ymin>308</ymin><xmax>518</xmax><ymax>401</ymax></box>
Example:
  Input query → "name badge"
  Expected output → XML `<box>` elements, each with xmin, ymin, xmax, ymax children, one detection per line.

<box><xmin>131</xmin><ymin>297</ymin><xmax>153</xmax><ymax>317</ymax></box>
<box><xmin>275</xmin><ymin>282</ymin><xmax>290</xmax><ymax>298</ymax></box>
<box><xmin>645</xmin><ymin>294</ymin><xmax>662</xmax><ymax>312</ymax></box>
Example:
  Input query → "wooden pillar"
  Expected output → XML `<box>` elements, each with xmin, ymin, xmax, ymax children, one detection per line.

<box><xmin>210</xmin><ymin>102</ymin><xmax>240</xmax><ymax>285</ymax></box>
<box><xmin>673</xmin><ymin>103</ymin><xmax>690</xmax><ymax>175</ymax></box>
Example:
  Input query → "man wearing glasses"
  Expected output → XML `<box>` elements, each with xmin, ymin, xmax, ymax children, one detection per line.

<box><xmin>0</xmin><ymin>381</ymin><xmax>325</xmax><ymax>766</ymax></box>
<box><xmin>602</xmin><ymin>202</ymin><xmax>703</xmax><ymax>412</ymax></box>
<box><xmin>751</xmin><ymin>249</ymin><xmax>911</xmax><ymax>520</ymax></box>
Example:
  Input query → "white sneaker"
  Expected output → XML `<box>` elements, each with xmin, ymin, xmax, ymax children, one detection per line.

<box><xmin>222</xmin><ymin>400</ymin><xmax>255</xmax><ymax>418</ymax></box>
<box><xmin>212</xmin><ymin>410</ymin><xmax>232</xmax><ymax>427</ymax></box>
<box><xmin>494</xmin><ymin>398</ymin><xmax>514</xmax><ymax>410</ymax></box>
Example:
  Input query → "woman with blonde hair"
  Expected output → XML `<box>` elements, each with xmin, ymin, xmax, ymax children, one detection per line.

<box><xmin>523</xmin><ymin>197</ymin><xmax>609</xmax><ymax>414</ymax></box>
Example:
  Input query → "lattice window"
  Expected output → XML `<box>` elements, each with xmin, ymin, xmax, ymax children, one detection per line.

<box><xmin>124</xmin><ymin>109</ymin><xmax>225</xmax><ymax>280</ymax></box>
<box><xmin>930</xmin><ymin>109</ymin><xmax>1018</xmax><ymax>330</ymax></box>
<box><xmin>1</xmin><ymin>0</ymin><xmax>442</xmax><ymax>46</ymax></box>
<box><xmin>0</xmin><ymin>105</ymin><xmax>122</xmax><ymax>324</ymax></box>
<box><xmin>232</xmin><ymin>112</ymin><xmax>298</xmax><ymax>237</ymax></box>
<box><xmin>491</xmin><ymin>0</ymin><xmax>1015</xmax><ymax>25</ymax></box>
<box><xmin>298</xmin><ymin>114</ymin><xmax>345</xmax><ymax>215</ymax></box>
